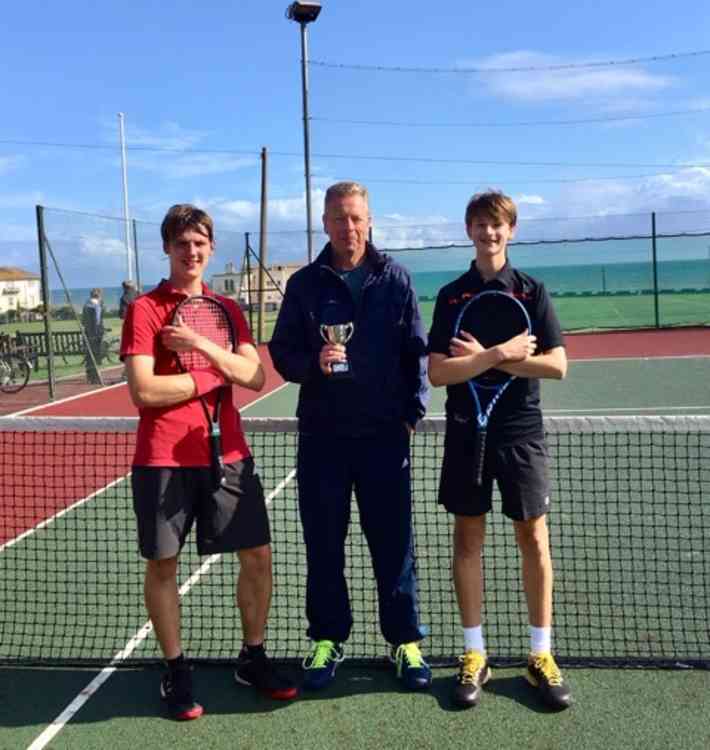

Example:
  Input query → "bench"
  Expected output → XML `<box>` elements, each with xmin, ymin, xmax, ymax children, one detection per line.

<box><xmin>13</xmin><ymin>330</ymin><xmax>107</xmax><ymax>369</ymax></box>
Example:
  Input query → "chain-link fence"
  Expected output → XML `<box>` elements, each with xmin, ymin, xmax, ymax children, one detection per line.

<box><xmin>2</xmin><ymin>205</ymin><xmax>708</xmax><ymax>401</ymax></box>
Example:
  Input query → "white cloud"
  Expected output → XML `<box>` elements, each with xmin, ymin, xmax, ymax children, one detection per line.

<box><xmin>78</xmin><ymin>234</ymin><xmax>128</xmax><ymax>259</ymax></box>
<box><xmin>0</xmin><ymin>155</ymin><xmax>27</xmax><ymax>176</ymax></box>
<box><xmin>129</xmin><ymin>152</ymin><xmax>257</xmax><ymax>179</ymax></box>
<box><xmin>0</xmin><ymin>190</ymin><xmax>43</xmax><ymax>209</ymax></box>
<box><xmin>472</xmin><ymin>51</ymin><xmax>672</xmax><ymax>102</ymax></box>
<box><xmin>100</xmin><ymin>119</ymin><xmax>258</xmax><ymax>179</ymax></box>
<box><xmin>515</xmin><ymin>194</ymin><xmax>546</xmax><ymax>206</ymax></box>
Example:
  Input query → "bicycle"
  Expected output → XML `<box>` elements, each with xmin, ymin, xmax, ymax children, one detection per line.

<box><xmin>0</xmin><ymin>350</ymin><xmax>32</xmax><ymax>394</ymax></box>
<box><xmin>100</xmin><ymin>335</ymin><xmax>121</xmax><ymax>364</ymax></box>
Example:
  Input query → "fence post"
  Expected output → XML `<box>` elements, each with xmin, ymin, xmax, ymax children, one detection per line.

<box><xmin>651</xmin><ymin>212</ymin><xmax>660</xmax><ymax>328</ymax></box>
<box><xmin>258</xmin><ymin>147</ymin><xmax>268</xmax><ymax>345</ymax></box>
<box><xmin>132</xmin><ymin>219</ymin><xmax>141</xmax><ymax>291</ymax></box>
<box><xmin>35</xmin><ymin>205</ymin><xmax>56</xmax><ymax>400</ymax></box>
<box><xmin>245</xmin><ymin>232</ymin><xmax>254</xmax><ymax>335</ymax></box>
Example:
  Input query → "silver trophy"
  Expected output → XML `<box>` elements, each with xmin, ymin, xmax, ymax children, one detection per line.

<box><xmin>320</xmin><ymin>322</ymin><xmax>355</xmax><ymax>379</ymax></box>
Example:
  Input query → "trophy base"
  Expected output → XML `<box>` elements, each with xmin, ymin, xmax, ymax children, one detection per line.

<box><xmin>330</xmin><ymin>362</ymin><xmax>354</xmax><ymax>380</ymax></box>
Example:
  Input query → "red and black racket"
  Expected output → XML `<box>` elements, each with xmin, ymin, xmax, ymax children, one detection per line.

<box><xmin>171</xmin><ymin>295</ymin><xmax>237</xmax><ymax>489</ymax></box>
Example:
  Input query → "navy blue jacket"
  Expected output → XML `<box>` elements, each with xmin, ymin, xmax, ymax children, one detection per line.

<box><xmin>268</xmin><ymin>243</ymin><xmax>429</xmax><ymax>436</ymax></box>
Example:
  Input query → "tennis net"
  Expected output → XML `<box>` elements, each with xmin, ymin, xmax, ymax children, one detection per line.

<box><xmin>1</xmin><ymin>415</ymin><xmax>708</xmax><ymax>668</ymax></box>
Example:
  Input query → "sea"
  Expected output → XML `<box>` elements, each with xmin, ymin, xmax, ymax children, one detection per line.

<box><xmin>50</xmin><ymin>259</ymin><xmax>710</xmax><ymax>310</ymax></box>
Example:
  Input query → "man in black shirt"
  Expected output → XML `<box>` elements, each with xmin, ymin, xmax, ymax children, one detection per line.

<box><xmin>428</xmin><ymin>191</ymin><xmax>572</xmax><ymax>711</ymax></box>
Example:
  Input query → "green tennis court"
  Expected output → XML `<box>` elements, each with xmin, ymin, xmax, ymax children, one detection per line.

<box><xmin>1</xmin><ymin>353</ymin><xmax>709</xmax><ymax>749</ymax></box>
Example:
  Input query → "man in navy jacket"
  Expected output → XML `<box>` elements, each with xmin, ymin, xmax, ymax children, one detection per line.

<box><xmin>269</xmin><ymin>181</ymin><xmax>431</xmax><ymax>691</ymax></box>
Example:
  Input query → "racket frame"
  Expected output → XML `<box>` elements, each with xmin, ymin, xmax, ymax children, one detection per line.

<box><xmin>453</xmin><ymin>289</ymin><xmax>532</xmax><ymax>485</ymax></box>
<box><xmin>171</xmin><ymin>294</ymin><xmax>237</xmax><ymax>489</ymax></box>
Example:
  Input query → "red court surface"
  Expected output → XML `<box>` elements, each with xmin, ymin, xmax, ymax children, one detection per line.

<box><xmin>564</xmin><ymin>326</ymin><xmax>710</xmax><ymax>360</ymax></box>
<box><xmin>1</xmin><ymin>345</ymin><xmax>285</xmax><ymax>418</ymax></box>
<box><xmin>1</xmin><ymin>329</ymin><xmax>708</xmax><ymax>418</ymax></box>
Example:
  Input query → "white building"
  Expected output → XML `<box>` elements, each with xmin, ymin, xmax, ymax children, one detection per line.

<box><xmin>211</xmin><ymin>261</ymin><xmax>302</xmax><ymax>311</ymax></box>
<box><xmin>0</xmin><ymin>267</ymin><xmax>42</xmax><ymax>317</ymax></box>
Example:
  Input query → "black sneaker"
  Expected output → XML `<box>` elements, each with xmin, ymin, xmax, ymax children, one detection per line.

<box><xmin>525</xmin><ymin>652</ymin><xmax>573</xmax><ymax>709</ymax></box>
<box><xmin>452</xmin><ymin>650</ymin><xmax>491</xmax><ymax>708</ymax></box>
<box><xmin>235</xmin><ymin>646</ymin><xmax>298</xmax><ymax>700</ymax></box>
<box><xmin>160</xmin><ymin>668</ymin><xmax>204</xmax><ymax>720</ymax></box>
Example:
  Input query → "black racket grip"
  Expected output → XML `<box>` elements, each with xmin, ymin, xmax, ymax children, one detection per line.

<box><xmin>473</xmin><ymin>429</ymin><xmax>487</xmax><ymax>486</ymax></box>
<box><xmin>209</xmin><ymin>430</ymin><xmax>225</xmax><ymax>489</ymax></box>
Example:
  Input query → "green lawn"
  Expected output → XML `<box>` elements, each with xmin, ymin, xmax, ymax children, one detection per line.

<box><xmin>1</xmin><ymin>316</ymin><xmax>124</xmax><ymax>382</ymax></box>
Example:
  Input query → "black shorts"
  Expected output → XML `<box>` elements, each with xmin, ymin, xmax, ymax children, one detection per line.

<box><xmin>132</xmin><ymin>457</ymin><xmax>271</xmax><ymax>559</ymax></box>
<box><xmin>438</xmin><ymin>418</ymin><xmax>551</xmax><ymax>521</ymax></box>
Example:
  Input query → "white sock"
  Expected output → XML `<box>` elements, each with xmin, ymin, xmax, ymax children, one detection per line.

<box><xmin>529</xmin><ymin>626</ymin><xmax>552</xmax><ymax>654</ymax></box>
<box><xmin>463</xmin><ymin>626</ymin><xmax>485</xmax><ymax>654</ymax></box>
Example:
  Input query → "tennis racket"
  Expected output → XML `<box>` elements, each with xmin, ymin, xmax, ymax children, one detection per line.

<box><xmin>171</xmin><ymin>295</ymin><xmax>237</xmax><ymax>489</ymax></box>
<box><xmin>454</xmin><ymin>289</ymin><xmax>532</xmax><ymax>485</ymax></box>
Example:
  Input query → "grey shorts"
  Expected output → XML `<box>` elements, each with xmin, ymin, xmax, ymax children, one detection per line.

<box><xmin>438</xmin><ymin>418</ymin><xmax>551</xmax><ymax>521</ymax></box>
<box><xmin>132</xmin><ymin>457</ymin><xmax>271</xmax><ymax>559</ymax></box>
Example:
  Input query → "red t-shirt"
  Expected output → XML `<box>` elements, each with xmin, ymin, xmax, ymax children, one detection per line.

<box><xmin>120</xmin><ymin>280</ymin><xmax>254</xmax><ymax>467</ymax></box>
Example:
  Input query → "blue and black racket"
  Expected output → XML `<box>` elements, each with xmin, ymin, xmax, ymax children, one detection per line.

<box><xmin>454</xmin><ymin>289</ymin><xmax>532</xmax><ymax>485</ymax></box>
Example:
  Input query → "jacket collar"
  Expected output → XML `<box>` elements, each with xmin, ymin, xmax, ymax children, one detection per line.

<box><xmin>315</xmin><ymin>242</ymin><xmax>387</xmax><ymax>273</ymax></box>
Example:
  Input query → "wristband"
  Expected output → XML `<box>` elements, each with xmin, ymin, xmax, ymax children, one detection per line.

<box><xmin>190</xmin><ymin>368</ymin><xmax>225</xmax><ymax>397</ymax></box>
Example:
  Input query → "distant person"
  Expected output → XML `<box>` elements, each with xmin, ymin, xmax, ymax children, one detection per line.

<box><xmin>82</xmin><ymin>288</ymin><xmax>104</xmax><ymax>384</ymax></box>
<box><xmin>268</xmin><ymin>181</ymin><xmax>432</xmax><ymax>691</ymax></box>
<box><xmin>121</xmin><ymin>204</ymin><xmax>297</xmax><ymax>721</ymax></box>
<box><xmin>427</xmin><ymin>190</ymin><xmax>572</xmax><ymax>710</ymax></box>
<box><xmin>119</xmin><ymin>279</ymin><xmax>138</xmax><ymax>320</ymax></box>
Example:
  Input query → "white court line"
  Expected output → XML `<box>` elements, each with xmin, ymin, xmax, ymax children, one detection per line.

<box><xmin>546</xmin><ymin>405</ymin><xmax>710</xmax><ymax>414</ymax></box>
<box><xmin>0</xmin><ymin>473</ymin><xmax>131</xmax><ymax>554</ymax></box>
<box><xmin>240</xmin><ymin>382</ymin><xmax>291</xmax><ymax>412</ymax></box>
<box><xmin>25</xmin><ymin>469</ymin><xmax>297</xmax><ymax>750</ymax></box>
<box><xmin>6</xmin><ymin>380</ymin><xmax>128</xmax><ymax>418</ymax></box>
<box><xmin>569</xmin><ymin>354</ymin><xmax>710</xmax><ymax>363</ymax></box>
<box><xmin>7</xmin><ymin>380</ymin><xmax>290</xmax><ymax>419</ymax></box>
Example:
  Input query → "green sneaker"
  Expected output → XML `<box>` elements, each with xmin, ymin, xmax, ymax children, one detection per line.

<box><xmin>526</xmin><ymin>652</ymin><xmax>573</xmax><ymax>709</ymax></box>
<box><xmin>302</xmin><ymin>640</ymin><xmax>345</xmax><ymax>690</ymax></box>
<box><xmin>390</xmin><ymin>642</ymin><xmax>432</xmax><ymax>690</ymax></box>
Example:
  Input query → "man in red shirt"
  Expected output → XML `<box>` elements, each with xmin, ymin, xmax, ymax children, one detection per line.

<box><xmin>121</xmin><ymin>204</ymin><xmax>296</xmax><ymax>720</ymax></box>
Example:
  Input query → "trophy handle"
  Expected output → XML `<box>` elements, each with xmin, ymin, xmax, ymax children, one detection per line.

<box><xmin>319</xmin><ymin>324</ymin><xmax>329</xmax><ymax>343</ymax></box>
<box><xmin>342</xmin><ymin>322</ymin><xmax>354</xmax><ymax>343</ymax></box>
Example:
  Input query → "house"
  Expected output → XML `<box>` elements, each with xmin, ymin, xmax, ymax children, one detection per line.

<box><xmin>0</xmin><ymin>267</ymin><xmax>42</xmax><ymax>319</ymax></box>
<box><xmin>211</xmin><ymin>261</ymin><xmax>302</xmax><ymax>311</ymax></box>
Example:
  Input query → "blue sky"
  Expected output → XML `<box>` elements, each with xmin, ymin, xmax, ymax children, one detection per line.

<box><xmin>3</xmin><ymin>1</ymin><xmax>710</xmax><ymax>285</ymax></box>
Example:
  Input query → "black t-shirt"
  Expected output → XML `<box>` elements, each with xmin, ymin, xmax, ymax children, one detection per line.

<box><xmin>427</xmin><ymin>261</ymin><xmax>564</xmax><ymax>445</ymax></box>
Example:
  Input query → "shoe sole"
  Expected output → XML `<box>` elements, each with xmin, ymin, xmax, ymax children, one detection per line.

<box><xmin>160</xmin><ymin>682</ymin><xmax>204</xmax><ymax>720</ymax></box>
<box><xmin>302</xmin><ymin>663</ymin><xmax>341</xmax><ymax>691</ymax></box>
<box><xmin>524</xmin><ymin>670</ymin><xmax>573</xmax><ymax>709</ymax></box>
<box><xmin>234</xmin><ymin>671</ymin><xmax>298</xmax><ymax>700</ymax></box>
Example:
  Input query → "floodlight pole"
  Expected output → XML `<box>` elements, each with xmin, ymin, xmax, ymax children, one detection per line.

<box><xmin>118</xmin><ymin>112</ymin><xmax>133</xmax><ymax>282</ymax></box>
<box><xmin>299</xmin><ymin>21</ymin><xmax>315</xmax><ymax>263</ymax></box>
<box><xmin>287</xmin><ymin>4</ymin><xmax>321</xmax><ymax>264</ymax></box>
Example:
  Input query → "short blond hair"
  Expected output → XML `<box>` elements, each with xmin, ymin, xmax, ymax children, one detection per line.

<box><xmin>465</xmin><ymin>191</ymin><xmax>517</xmax><ymax>229</ymax></box>
<box><xmin>324</xmin><ymin>181</ymin><xmax>369</xmax><ymax>210</ymax></box>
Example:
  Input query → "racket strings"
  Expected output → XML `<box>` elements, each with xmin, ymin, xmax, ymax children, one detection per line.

<box><xmin>175</xmin><ymin>299</ymin><xmax>233</xmax><ymax>371</ymax></box>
